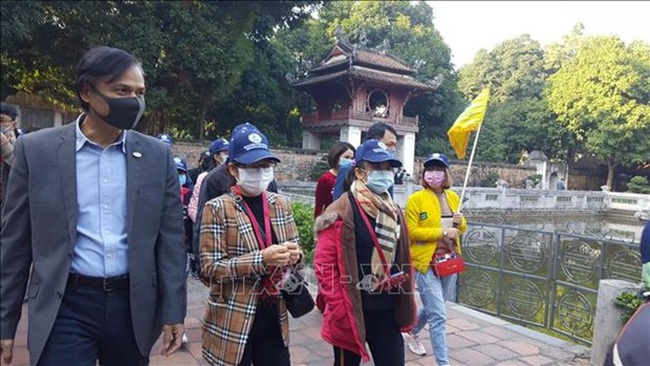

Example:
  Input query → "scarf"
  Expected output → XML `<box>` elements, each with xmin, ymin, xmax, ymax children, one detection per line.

<box><xmin>350</xmin><ymin>180</ymin><xmax>400</xmax><ymax>278</ymax></box>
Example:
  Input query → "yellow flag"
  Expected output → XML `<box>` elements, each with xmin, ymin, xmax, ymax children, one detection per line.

<box><xmin>447</xmin><ymin>88</ymin><xmax>490</xmax><ymax>159</ymax></box>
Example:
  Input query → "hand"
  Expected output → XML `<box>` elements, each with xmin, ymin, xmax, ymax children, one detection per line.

<box><xmin>444</xmin><ymin>227</ymin><xmax>460</xmax><ymax>240</ymax></box>
<box><xmin>1</xmin><ymin>339</ymin><xmax>14</xmax><ymax>365</ymax></box>
<box><xmin>283</xmin><ymin>242</ymin><xmax>302</xmax><ymax>265</ymax></box>
<box><xmin>262</xmin><ymin>245</ymin><xmax>291</xmax><ymax>267</ymax></box>
<box><xmin>161</xmin><ymin>324</ymin><xmax>184</xmax><ymax>357</ymax></box>
<box><xmin>452</xmin><ymin>212</ymin><xmax>464</xmax><ymax>225</ymax></box>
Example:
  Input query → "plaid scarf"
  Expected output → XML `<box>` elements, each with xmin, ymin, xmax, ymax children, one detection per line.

<box><xmin>351</xmin><ymin>180</ymin><xmax>400</xmax><ymax>278</ymax></box>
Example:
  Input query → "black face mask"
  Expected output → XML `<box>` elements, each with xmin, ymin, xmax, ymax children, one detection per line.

<box><xmin>89</xmin><ymin>84</ymin><xmax>145</xmax><ymax>130</ymax></box>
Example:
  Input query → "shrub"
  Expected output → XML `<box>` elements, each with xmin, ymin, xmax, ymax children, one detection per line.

<box><xmin>311</xmin><ymin>157</ymin><xmax>329</xmax><ymax>181</ymax></box>
<box><xmin>626</xmin><ymin>176</ymin><xmax>650</xmax><ymax>194</ymax></box>
<box><xmin>614</xmin><ymin>291</ymin><xmax>643</xmax><ymax>323</ymax></box>
<box><xmin>291</xmin><ymin>202</ymin><xmax>315</xmax><ymax>264</ymax></box>
<box><xmin>479</xmin><ymin>171</ymin><xmax>500</xmax><ymax>187</ymax></box>
<box><xmin>526</xmin><ymin>173</ymin><xmax>543</xmax><ymax>187</ymax></box>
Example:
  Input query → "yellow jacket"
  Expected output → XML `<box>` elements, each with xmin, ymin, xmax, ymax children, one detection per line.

<box><xmin>405</xmin><ymin>188</ymin><xmax>467</xmax><ymax>274</ymax></box>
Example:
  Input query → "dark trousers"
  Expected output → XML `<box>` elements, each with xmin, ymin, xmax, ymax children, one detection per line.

<box><xmin>238</xmin><ymin>301</ymin><xmax>290</xmax><ymax>366</ymax></box>
<box><xmin>38</xmin><ymin>281</ymin><xmax>149</xmax><ymax>366</ymax></box>
<box><xmin>333</xmin><ymin>309</ymin><xmax>404</xmax><ymax>366</ymax></box>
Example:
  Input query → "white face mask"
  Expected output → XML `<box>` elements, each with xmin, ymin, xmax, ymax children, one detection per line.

<box><xmin>237</xmin><ymin>167</ymin><xmax>274</xmax><ymax>196</ymax></box>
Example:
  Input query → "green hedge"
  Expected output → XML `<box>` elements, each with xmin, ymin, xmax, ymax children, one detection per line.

<box><xmin>291</xmin><ymin>202</ymin><xmax>315</xmax><ymax>264</ymax></box>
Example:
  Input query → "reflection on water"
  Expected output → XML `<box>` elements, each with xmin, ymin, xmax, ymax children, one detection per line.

<box><xmin>279</xmin><ymin>187</ymin><xmax>646</xmax><ymax>244</ymax></box>
<box><xmin>468</xmin><ymin>214</ymin><xmax>644</xmax><ymax>244</ymax></box>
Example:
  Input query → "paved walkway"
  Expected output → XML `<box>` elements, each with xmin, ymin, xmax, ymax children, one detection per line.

<box><xmin>4</xmin><ymin>278</ymin><xmax>590</xmax><ymax>366</ymax></box>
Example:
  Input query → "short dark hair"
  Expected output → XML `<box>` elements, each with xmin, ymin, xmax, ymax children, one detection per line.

<box><xmin>327</xmin><ymin>141</ymin><xmax>355</xmax><ymax>169</ymax></box>
<box><xmin>0</xmin><ymin>102</ymin><xmax>18</xmax><ymax>120</ymax></box>
<box><xmin>75</xmin><ymin>46</ymin><xmax>142</xmax><ymax>111</ymax></box>
<box><xmin>366</xmin><ymin>122</ymin><xmax>397</xmax><ymax>141</ymax></box>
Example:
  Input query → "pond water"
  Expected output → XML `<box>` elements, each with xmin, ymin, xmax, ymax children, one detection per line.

<box><xmin>280</xmin><ymin>187</ymin><xmax>646</xmax><ymax>243</ymax></box>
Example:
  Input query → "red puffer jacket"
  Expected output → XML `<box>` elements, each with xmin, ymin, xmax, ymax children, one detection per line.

<box><xmin>314</xmin><ymin>193</ymin><xmax>416</xmax><ymax>361</ymax></box>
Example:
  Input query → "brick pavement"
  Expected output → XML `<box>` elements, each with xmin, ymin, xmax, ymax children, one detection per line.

<box><xmin>2</xmin><ymin>278</ymin><xmax>590</xmax><ymax>366</ymax></box>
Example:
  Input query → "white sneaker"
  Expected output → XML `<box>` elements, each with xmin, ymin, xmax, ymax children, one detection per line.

<box><xmin>403</xmin><ymin>332</ymin><xmax>426</xmax><ymax>356</ymax></box>
<box><xmin>181</xmin><ymin>333</ymin><xmax>189</xmax><ymax>345</ymax></box>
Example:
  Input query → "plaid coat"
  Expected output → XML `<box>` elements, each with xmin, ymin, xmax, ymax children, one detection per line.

<box><xmin>199</xmin><ymin>190</ymin><xmax>299</xmax><ymax>366</ymax></box>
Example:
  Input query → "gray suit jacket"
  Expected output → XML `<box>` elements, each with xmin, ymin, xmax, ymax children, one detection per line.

<box><xmin>0</xmin><ymin>122</ymin><xmax>187</xmax><ymax>364</ymax></box>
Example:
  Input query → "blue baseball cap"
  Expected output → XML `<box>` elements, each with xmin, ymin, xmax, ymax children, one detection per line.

<box><xmin>232</xmin><ymin>122</ymin><xmax>258</xmax><ymax>136</ymax></box>
<box><xmin>424</xmin><ymin>153</ymin><xmax>450</xmax><ymax>168</ymax></box>
<box><xmin>157</xmin><ymin>133</ymin><xmax>173</xmax><ymax>146</ymax></box>
<box><xmin>173</xmin><ymin>156</ymin><xmax>187</xmax><ymax>172</ymax></box>
<box><xmin>355</xmin><ymin>139</ymin><xmax>402</xmax><ymax>168</ymax></box>
<box><xmin>228</xmin><ymin>124</ymin><xmax>280</xmax><ymax>165</ymax></box>
<box><xmin>209</xmin><ymin>138</ymin><xmax>229</xmax><ymax>155</ymax></box>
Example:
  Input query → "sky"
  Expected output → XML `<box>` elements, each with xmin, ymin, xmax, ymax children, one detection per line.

<box><xmin>427</xmin><ymin>1</ymin><xmax>650</xmax><ymax>69</ymax></box>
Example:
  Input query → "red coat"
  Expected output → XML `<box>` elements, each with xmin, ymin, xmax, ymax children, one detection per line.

<box><xmin>314</xmin><ymin>193</ymin><xmax>416</xmax><ymax>361</ymax></box>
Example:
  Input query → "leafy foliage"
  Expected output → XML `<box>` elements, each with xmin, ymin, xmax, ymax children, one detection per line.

<box><xmin>311</xmin><ymin>157</ymin><xmax>329</xmax><ymax>181</ymax></box>
<box><xmin>626</xmin><ymin>176</ymin><xmax>650</xmax><ymax>194</ymax></box>
<box><xmin>614</xmin><ymin>291</ymin><xmax>644</xmax><ymax>323</ymax></box>
<box><xmin>0</xmin><ymin>1</ymin><xmax>317</xmax><ymax>141</ymax></box>
<box><xmin>291</xmin><ymin>202</ymin><xmax>315</xmax><ymax>263</ymax></box>
<box><xmin>545</xmin><ymin>36</ymin><xmax>650</xmax><ymax>187</ymax></box>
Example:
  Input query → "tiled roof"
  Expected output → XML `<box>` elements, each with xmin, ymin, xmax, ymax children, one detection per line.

<box><xmin>293</xmin><ymin>66</ymin><xmax>436</xmax><ymax>91</ymax></box>
<box><xmin>310</xmin><ymin>41</ymin><xmax>416</xmax><ymax>75</ymax></box>
<box><xmin>354</xmin><ymin>49</ymin><xmax>415</xmax><ymax>73</ymax></box>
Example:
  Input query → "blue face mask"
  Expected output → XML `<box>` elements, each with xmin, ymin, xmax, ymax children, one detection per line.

<box><xmin>366</xmin><ymin>170</ymin><xmax>394</xmax><ymax>194</ymax></box>
<box><xmin>179</xmin><ymin>174</ymin><xmax>187</xmax><ymax>186</ymax></box>
<box><xmin>339</xmin><ymin>158</ymin><xmax>353</xmax><ymax>169</ymax></box>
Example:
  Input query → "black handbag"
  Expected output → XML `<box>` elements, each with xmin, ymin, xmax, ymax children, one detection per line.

<box><xmin>280</xmin><ymin>267</ymin><xmax>315</xmax><ymax>318</ymax></box>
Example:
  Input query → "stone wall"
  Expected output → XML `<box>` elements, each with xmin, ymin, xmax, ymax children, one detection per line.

<box><xmin>173</xmin><ymin>141</ymin><xmax>604</xmax><ymax>191</ymax></box>
<box><xmin>173</xmin><ymin>141</ymin><xmax>326</xmax><ymax>181</ymax></box>
<box><xmin>413</xmin><ymin>158</ymin><xmax>537</xmax><ymax>189</ymax></box>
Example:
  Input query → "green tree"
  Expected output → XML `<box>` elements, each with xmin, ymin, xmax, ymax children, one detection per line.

<box><xmin>545</xmin><ymin>36</ymin><xmax>650</xmax><ymax>188</ymax></box>
<box><xmin>0</xmin><ymin>1</ymin><xmax>317</xmax><ymax>141</ymax></box>
<box><xmin>458</xmin><ymin>34</ymin><xmax>547</xmax><ymax>103</ymax></box>
<box><xmin>457</xmin><ymin>34</ymin><xmax>577</xmax><ymax>163</ymax></box>
<box><xmin>277</xmin><ymin>0</ymin><xmax>464</xmax><ymax>153</ymax></box>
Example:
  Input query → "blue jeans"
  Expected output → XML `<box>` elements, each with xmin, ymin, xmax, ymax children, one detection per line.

<box><xmin>412</xmin><ymin>269</ymin><xmax>457</xmax><ymax>366</ymax></box>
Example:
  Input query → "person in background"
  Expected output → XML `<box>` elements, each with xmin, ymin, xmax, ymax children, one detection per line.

<box><xmin>556</xmin><ymin>177</ymin><xmax>566</xmax><ymax>190</ymax></box>
<box><xmin>403</xmin><ymin>153</ymin><xmax>467</xmax><ymax>366</ymax></box>
<box><xmin>0</xmin><ymin>46</ymin><xmax>186</xmax><ymax>365</ymax></box>
<box><xmin>188</xmin><ymin>138</ymin><xmax>229</xmax><ymax>223</ymax></box>
<box><xmin>314</xmin><ymin>141</ymin><xmax>355</xmax><ymax>218</ymax></box>
<box><xmin>188</xmin><ymin>150</ymin><xmax>211</xmax><ymax>184</ymax></box>
<box><xmin>157</xmin><ymin>133</ymin><xmax>173</xmax><ymax>147</ymax></box>
<box><xmin>394</xmin><ymin>169</ymin><xmax>406</xmax><ymax>185</ymax></box>
<box><xmin>192</xmin><ymin>123</ymin><xmax>279</xmax><ymax>280</ymax></box>
<box><xmin>313</xmin><ymin>141</ymin><xmax>355</xmax><ymax>313</ymax></box>
<box><xmin>174</xmin><ymin>156</ymin><xmax>192</xmax><ymax>345</ymax></box>
<box><xmin>187</xmin><ymin>138</ymin><xmax>229</xmax><ymax>278</ymax></box>
<box><xmin>1</xmin><ymin>102</ymin><xmax>20</xmax><ymax>213</ymax></box>
<box><xmin>199</xmin><ymin>124</ymin><xmax>302</xmax><ymax>366</ymax></box>
<box><xmin>314</xmin><ymin>139</ymin><xmax>415</xmax><ymax>366</ymax></box>
<box><xmin>332</xmin><ymin>123</ymin><xmax>398</xmax><ymax>200</ymax></box>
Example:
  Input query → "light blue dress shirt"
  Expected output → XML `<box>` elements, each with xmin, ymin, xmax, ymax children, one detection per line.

<box><xmin>71</xmin><ymin>116</ymin><xmax>129</xmax><ymax>277</ymax></box>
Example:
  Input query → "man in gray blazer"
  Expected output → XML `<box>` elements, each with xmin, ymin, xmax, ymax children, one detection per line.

<box><xmin>0</xmin><ymin>46</ymin><xmax>186</xmax><ymax>365</ymax></box>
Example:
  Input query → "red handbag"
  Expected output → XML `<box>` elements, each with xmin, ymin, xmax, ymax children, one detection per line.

<box><xmin>431</xmin><ymin>252</ymin><xmax>465</xmax><ymax>277</ymax></box>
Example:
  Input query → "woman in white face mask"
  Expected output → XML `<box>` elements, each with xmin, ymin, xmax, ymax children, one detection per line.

<box><xmin>402</xmin><ymin>153</ymin><xmax>467</xmax><ymax>366</ymax></box>
<box><xmin>199</xmin><ymin>125</ymin><xmax>305</xmax><ymax>366</ymax></box>
<box><xmin>313</xmin><ymin>139</ymin><xmax>416</xmax><ymax>366</ymax></box>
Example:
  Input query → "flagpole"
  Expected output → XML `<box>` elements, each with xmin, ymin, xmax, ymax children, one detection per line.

<box><xmin>458</xmin><ymin>122</ymin><xmax>483</xmax><ymax>212</ymax></box>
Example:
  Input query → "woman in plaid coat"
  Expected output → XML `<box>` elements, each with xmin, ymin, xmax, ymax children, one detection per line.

<box><xmin>199</xmin><ymin>125</ymin><xmax>302</xmax><ymax>366</ymax></box>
